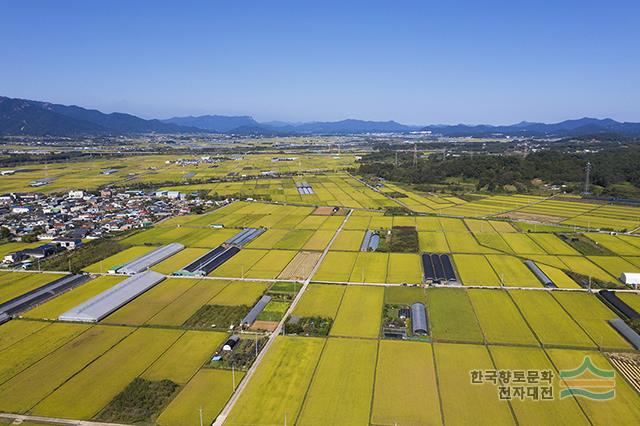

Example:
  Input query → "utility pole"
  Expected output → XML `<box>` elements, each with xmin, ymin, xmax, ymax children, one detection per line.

<box><xmin>413</xmin><ymin>144</ymin><xmax>418</xmax><ymax>167</ymax></box>
<box><xmin>394</xmin><ymin>151</ymin><xmax>398</xmax><ymax>167</ymax></box>
<box><xmin>583</xmin><ymin>161</ymin><xmax>592</xmax><ymax>195</ymax></box>
<box><xmin>199</xmin><ymin>407</ymin><xmax>203</xmax><ymax>426</ymax></box>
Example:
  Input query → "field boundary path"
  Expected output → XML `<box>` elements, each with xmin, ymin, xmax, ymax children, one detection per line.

<box><xmin>0</xmin><ymin>413</ymin><xmax>126</xmax><ymax>426</ymax></box>
<box><xmin>213</xmin><ymin>209</ymin><xmax>353</xmax><ymax>426</ymax></box>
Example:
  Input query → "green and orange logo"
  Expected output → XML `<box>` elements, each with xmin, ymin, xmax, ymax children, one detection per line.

<box><xmin>559</xmin><ymin>357</ymin><xmax>615</xmax><ymax>400</ymax></box>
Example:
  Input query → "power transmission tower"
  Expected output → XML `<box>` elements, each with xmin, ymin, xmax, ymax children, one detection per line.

<box><xmin>583</xmin><ymin>162</ymin><xmax>592</xmax><ymax>195</ymax></box>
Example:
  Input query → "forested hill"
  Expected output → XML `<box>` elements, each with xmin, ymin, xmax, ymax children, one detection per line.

<box><xmin>358</xmin><ymin>148</ymin><xmax>640</xmax><ymax>197</ymax></box>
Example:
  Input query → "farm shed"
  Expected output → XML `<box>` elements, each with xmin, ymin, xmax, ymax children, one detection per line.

<box><xmin>0</xmin><ymin>273</ymin><xmax>90</xmax><ymax>318</ymax></box>
<box><xmin>421</xmin><ymin>253</ymin><xmax>435</xmax><ymax>281</ymax></box>
<box><xmin>58</xmin><ymin>271</ymin><xmax>164</xmax><ymax>322</ymax></box>
<box><xmin>620</xmin><ymin>272</ymin><xmax>640</xmax><ymax>289</ymax></box>
<box><xmin>116</xmin><ymin>243</ymin><xmax>184</xmax><ymax>274</ymax></box>
<box><xmin>524</xmin><ymin>260</ymin><xmax>556</xmax><ymax>288</ymax></box>
<box><xmin>598</xmin><ymin>290</ymin><xmax>640</xmax><ymax>319</ymax></box>
<box><xmin>411</xmin><ymin>302</ymin><xmax>428</xmax><ymax>335</ymax></box>
<box><xmin>360</xmin><ymin>230</ymin><xmax>372</xmax><ymax>252</ymax></box>
<box><xmin>431</xmin><ymin>254</ymin><xmax>445</xmax><ymax>281</ymax></box>
<box><xmin>225</xmin><ymin>228</ymin><xmax>266</xmax><ymax>247</ymax></box>
<box><xmin>608</xmin><ymin>319</ymin><xmax>640</xmax><ymax>349</ymax></box>
<box><xmin>223</xmin><ymin>335</ymin><xmax>240</xmax><ymax>351</ymax></box>
<box><xmin>440</xmin><ymin>254</ymin><xmax>457</xmax><ymax>282</ymax></box>
<box><xmin>175</xmin><ymin>245</ymin><xmax>240</xmax><ymax>276</ymax></box>
<box><xmin>242</xmin><ymin>295</ymin><xmax>272</xmax><ymax>327</ymax></box>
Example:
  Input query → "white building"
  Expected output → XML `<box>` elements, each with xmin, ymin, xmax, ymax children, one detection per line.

<box><xmin>68</xmin><ymin>190</ymin><xmax>84</xmax><ymax>199</ymax></box>
<box><xmin>620</xmin><ymin>272</ymin><xmax>640</xmax><ymax>289</ymax></box>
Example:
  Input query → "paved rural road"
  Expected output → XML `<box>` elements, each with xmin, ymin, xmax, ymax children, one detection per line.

<box><xmin>213</xmin><ymin>209</ymin><xmax>353</xmax><ymax>426</ymax></box>
<box><xmin>0</xmin><ymin>413</ymin><xmax>126</xmax><ymax>426</ymax></box>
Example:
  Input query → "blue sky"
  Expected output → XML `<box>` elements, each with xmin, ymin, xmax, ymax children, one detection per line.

<box><xmin>1</xmin><ymin>0</ymin><xmax>638</xmax><ymax>124</ymax></box>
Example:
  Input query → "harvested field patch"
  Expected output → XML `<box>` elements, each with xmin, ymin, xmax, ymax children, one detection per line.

<box><xmin>278</xmin><ymin>251</ymin><xmax>322</xmax><ymax>280</ymax></box>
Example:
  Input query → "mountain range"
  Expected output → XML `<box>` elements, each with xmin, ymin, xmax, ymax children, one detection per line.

<box><xmin>1</xmin><ymin>95</ymin><xmax>639</xmax><ymax>138</ymax></box>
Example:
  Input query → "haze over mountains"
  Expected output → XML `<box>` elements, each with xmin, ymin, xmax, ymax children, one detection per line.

<box><xmin>1</xmin><ymin>95</ymin><xmax>639</xmax><ymax>138</ymax></box>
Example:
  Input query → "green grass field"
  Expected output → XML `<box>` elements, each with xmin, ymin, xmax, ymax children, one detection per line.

<box><xmin>313</xmin><ymin>251</ymin><xmax>358</xmax><ymax>282</ymax></box>
<box><xmin>434</xmin><ymin>343</ymin><xmax>514</xmax><ymax>425</ymax></box>
<box><xmin>84</xmin><ymin>246</ymin><xmax>155</xmax><ymax>273</ymax></box>
<box><xmin>426</xmin><ymin>288</ymin><xmax>483</xmax><ymax>343</ymax></box>
<box><xmin>510</xmin><ymin>291</ymin><xmax>596</xmax><ymax>348</ymax></box>
<box><xmin>348</xmin><ymin>252</ymin><xmax>388</xmax><ymax>283</ymax></box>
<box><xmin>489</xmin><ymin>346</ymin><xmax>588</xmax><ymax>425</ymax></box>
<box><xmin>330</xmin><ymin>230</ymin><xmax>364</xmax><ymax>251</ymax></box>
<box><xmin>293</xmin><ymin>284</ymin><xmax>345</xmax><ymax>318</ymax></box>
<box><xmin>152</xmin><ymin>248</ymin><xmax>209</xmax><ymax>274</ymax></box>
<box><xmin>142</xmin><ymin>331</ymin><xmax>228</xmax><ymax>384</ymax></box>
<box><xmin>371</xmin><ymin>341</ymin><xmax>441</xmax><ymax>425</ymax></box>
<box><xmin>146</xmin><ymin>280</ymin><xmax>230</xmax><ymax>326</ymax></box>
<box><xmin>383</xmin><ymin>285</ymin><xmax>428</xmax><ymax>305</ymax></box>
<box><xmin>209</xmin><ymin>281</ymin><xmax>269</xmax><ymax>306</ymax></box>
<box><xmin>468</xmin><ymin>289</ymin><xmax>538</xmax><ymax>345</ymax></box>
<box><xmin>0</xmin><ymin>320</ymin><xmax>49</xmax><ymax>352</ymax></box>
<box><xmin>157</xmin><ymin>368</ymin><xmax>243</xmax><ymax>426</ymax></box>
<box><xmin>330</xmin><ymin>285</ymin><xmax>383</xmax><ymax>338</ymax></box>
<box><xmin>545</xmin><ymin>349</ymin><xmax>640</xmax><ymax>424</ymax></box>
<box><xmin>386</xmin><ymin>253</ymin><xmax>422</xmax><ymax>284</ymax></box>
<box><xmin>103</xmin><ymin>278</ymin><xmax>199</xmax><ymax>325</ymax></box>
<box><xmin>418</xmin><ymin>231</ymin><xmax>450</xmax><ymax>252</ymax></box>
<box><xmin>0</xmin><ymin>325</ymin><xmax>133</xmax><ymax>413</ymax></box>
<box><xmin>0</xmin><ymin>273</ymin><xmax>65</xmax><ymax>305</ymax></box>
<box><xmin>225</xmin><ymin>337</ymin><xmax>325</xmax><ymax>425</ymax></box>
<box><xmin>551</xmin><ymin>292</ymin><xmax>631</xmax><ymax>350</ymax></box>
<box><xmin>486</xmin><ymin>255</ymin><xmax>542</xmax><ymax>287</ymax></box>
<box><xmin>245</xmin><ymin>250</ymin><xmax>298</xmax><ymax>279</ymax></box>
<box><xmin>0</xmin><ymin>322</ymin><xmax>90</xmax><ymax>385</ymax></box>
<box><xmin>453</xmin><ymin>254</ymin><xmax>501</xmax><ymax>286</ymax></box>
<box><xmin>297</xmin><ymin>338</ymin><xmax>378</xmax><ymax>426</ymax></box>
<box><xmin>209</xmin><ymin>249</ymin><xmax>268</xmax><ymax>277</ymax></box>
<box><xmin>33</xmin><ymin>328</ymin><xmax>182</xmax><ymax>419</ymax></box>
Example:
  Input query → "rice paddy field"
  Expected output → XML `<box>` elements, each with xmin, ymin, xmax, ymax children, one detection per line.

<box><xmin>3</xmin><ymin>188</ymin><xmax>640</xmax><ymax>424</ymax></box>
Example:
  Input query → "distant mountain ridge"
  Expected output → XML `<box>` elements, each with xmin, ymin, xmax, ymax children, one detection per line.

<box><xmin>1</xmin><ymin>95</ymin><xmax>639</xmax><ymax>137</ymax></box>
